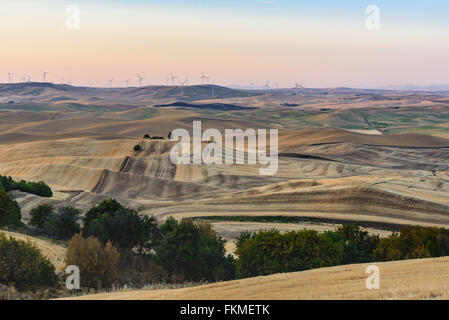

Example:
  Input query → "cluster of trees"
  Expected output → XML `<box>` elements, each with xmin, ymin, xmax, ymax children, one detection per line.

<box><xmin>63</xmin><ymin>200</ymin><xmax>234</xmax><ymax>290</ymax></box>
<box><xmin>5</xmin><ymin>190</ymin><xmax>449</xmax><ymax>294</ymax></box>
<box><xmin>0</xmin><ymin>175</ymin><xmax>52</xmax><ymax>198</ymax></box>
<box><xmin>235</xmin><ymin>225</ymin><xmax>449</xmax><ymax>278</ymax></box>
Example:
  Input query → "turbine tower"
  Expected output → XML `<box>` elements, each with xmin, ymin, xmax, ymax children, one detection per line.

<box><xmin>125</xmin><ymin>79</ymin><xmax>129</xmax><ymax>88</ymax></box>
<box><xmin>264</xmin><ymin>80</ymin><xmax>271</xmax><ymax>95</ymax></box>
<box><xmin>138</xmin><ymin>74</ymin><xmax>145</xmax><ymax>87</ymax></box>
<box><xmin>170</xmin><ymin>73</ymin><xmax>176</xmax><ymax>86</ymax></box>
<box><xmin>200</xmin><ymin>72</ymin><xmax>209</xmax><ymax>86</ymax></box>
<box><xmin>179</xmin><ymin>79</ymin><xmax>187</xmax><ymax>96</ymax></box>
<box><xmin>107</xmin><ymin>79</ymin><xmax>113</xmax><ymax>87</ymax></box>
<box><xmin>41</xmin><ymin>70</ymin><xmax>49</xmax><ymax>82</ymax></box>
<box><xmin>7</xmin><ymin>72</ymin><xmax>12</xmax><ymax>84</ymax></box>
<box><xmin>294</xmin><ymin>80</ymin><xmax>304</xmax><ymax>95</ymax></box>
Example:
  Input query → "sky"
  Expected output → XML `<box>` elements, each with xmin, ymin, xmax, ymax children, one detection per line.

<box><xmin>1</xmin><ymin>0</ymin><xmax>448</xmax><ymax>88</ymax></box>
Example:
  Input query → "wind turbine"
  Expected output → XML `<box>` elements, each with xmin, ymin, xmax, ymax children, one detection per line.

<box><xmin>125</xmin><ymin>79</ymin><xmax>130</xmax><ymax>88</ymax></box>
<box><xmin>264</xmin><ymin>80</ymin><xmax>271</xmax><ymax>95</ymax></box>
<box><xmin>41</xmin><ymin>70</ymin><xmax>49</xmax><ymax>82</ymax></box>
<box><xmin>107</xmin><ymin>79</ymin><xmax>113</xmax><ymax>87</ymax></box>
<box><xmin>211</xmin><ymin>79</ymin><xmax>215</xmax><ymax>97</ymax></box>
<box><xmin>294</xmin><ymin>80</ymin><xmax>303</xmax><ymax>95</ymax></box>
<box><xmin>179</xmin><ymin>79</ymin><xmax>187</xmax><ymax>96</ymax></box>
<box><xmin>200</xmin><ymin>72</ymin><xmax>209</xmax><ymax>86</ymax></box>
<box><xmin>138</xmin><ymin>74</ymin><xmax>145</xmax><ymax>87</ymax></box>
<box><xmin>7</xmin><ymin>72</ymin><xmax>12</xmax><ymax>84</ymax></box>
<box><xmin>170</xmin><ymin>73</ymin><xmax>176</xmax><ymax>86</ymax></box>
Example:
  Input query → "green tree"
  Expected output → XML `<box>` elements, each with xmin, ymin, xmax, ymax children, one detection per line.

<box><xmin>0</xmin><ymin>190</ymin><xmax>21</xmax><ymax>227</ymax></box>
<box><xmin>235</xmin><ymin>229</ymin><xmax>342</xmax><ymax>278</ymax></box>
<box><xmin>29</xmin><ymin>204</ymin><xmax>54</xmax><ymax>228</ymax></box>
<box><xmin>156</xmin><ymin>218</ymin><xmax>234</xmax><ymax>281</ymax></box>
<box><xmin>44</xmin><ymin>206</ymin><xmax>80</xmax><ymax>240</ymax></box>
<box><xmin>83</xmin><ymin>199</ymin><xmax>157</xmax><ymax>250</ymax></box>
<box><xmin>133</xmin><ymin>144</ymin><xmax>142</xmax><ymax>152</ymax></box>
<box><xmin>0</xmin><ymin>233</ymin><xmax>58</xmax><ymax>290</ymax></box>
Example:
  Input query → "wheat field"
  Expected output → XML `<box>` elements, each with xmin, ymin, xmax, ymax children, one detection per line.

<box><xmin>65</xmin><ymin>257</ymin><xmax>449</xmax><ymax>300</ymax></box>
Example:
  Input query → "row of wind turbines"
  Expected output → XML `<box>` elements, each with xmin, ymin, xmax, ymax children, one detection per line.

<box><xmin>6</xmin><ymin>71</ymin><xmax>305</xmax><ymax>95</ymax></box>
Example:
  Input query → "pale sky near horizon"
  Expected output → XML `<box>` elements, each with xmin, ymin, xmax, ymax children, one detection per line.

<box><xmin>1</xmin><ymin>0</ymin><xmax>448</xmax><ymax>88</ymax></box>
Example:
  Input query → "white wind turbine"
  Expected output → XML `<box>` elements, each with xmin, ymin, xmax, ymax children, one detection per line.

<box><xmin>138</xmin><ymin>74</ymin><xmax>145</xmax><ymax>87</ymax></box>
<box><xmin>294</xmin><ymin>80</ymin><xmax>304</xmax><ymax>95</ymax></box>
<box><xmin>200</xmin><ymin>72</ymin><xmax>209</xmax><ymax>86</ymax></box>
<box><xmin>41</xmin><ymin>70</ymin><xmax>49</xmax><ymax>82</ymax></box>
<box><xmin>179</xmin><ymin>79</ymin><xmax>188</xmax><ymax>96</ymax></box>
<box><xmin>170</xmin><ymin>73</ymin><xmax>177</xmax><ymax>86</ymax></box>
<box><xmin>264</xmin><ymin>80</ymin><xmax>271</xmax><ymax>95</ymax></box>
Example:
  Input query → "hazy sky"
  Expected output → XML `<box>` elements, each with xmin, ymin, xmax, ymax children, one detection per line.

<box><xmin>1</xmin><ymin>0</ymin><xmax>449</xmax><ymax>88</ymax></box>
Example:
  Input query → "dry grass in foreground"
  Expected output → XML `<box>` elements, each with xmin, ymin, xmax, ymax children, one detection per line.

<box><xmin>64</xmin><ymin>257</ymin><xmax>449</xmax><ymax>300</ymax></box>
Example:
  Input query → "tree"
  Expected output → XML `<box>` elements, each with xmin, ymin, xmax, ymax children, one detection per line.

<box><xmin>83</xmin><ymin>199</ymin><xmax>158</xmax><ymax>251</ymax></box>
<box><xmin>44</xmin><ymin>206</ymin><xmax>81</xmax><ymax>240</ymax></box>
<box><xmin>0</xmin><ymin>233</ymin><xmax>58</xmax><ymax>290</ymax></box>
<box><xmin>65</xmin><ymin>233</ymin><xmax>120</xmax><ymax>290</ymax></box>
<box><xmin>0</xmin><ymin>190</ymin><xmax>21</xmax><ymax>228</ymax></box>
<box><xmin>133</xmin><ymin>144</ymin><xmax>142</xmax><ymax>152</ymax></box>
<box><xmin>156</xmin><ymin>218</ymin><xmax>234</xmax><ymax>281</ymax></box>
<box><xmin>29</xmin><ymin>204</ymin><xmax>54</xmax><ymax>228</ymax></box>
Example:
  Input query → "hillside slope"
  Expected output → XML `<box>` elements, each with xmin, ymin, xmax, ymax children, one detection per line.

<box><xmin>66</xmin><ymin>257</ymin><xmax>449</xmax><ymax>300</ymax></box>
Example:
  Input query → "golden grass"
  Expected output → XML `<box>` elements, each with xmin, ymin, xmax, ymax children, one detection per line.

<box><xmin>65</xmin><ymin>257</ymin><xmax>449</xmax><ymax>300</ymax></box>
<box><xmin>0</xmin><ymin>230</ymin><xmax>67</xmax><ymax>272</ymax></box>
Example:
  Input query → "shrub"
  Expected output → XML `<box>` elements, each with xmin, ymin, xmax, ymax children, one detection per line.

<box><xmin>133</xmin><ymin>144</ymin><xmax>142</xmax><ymax>152</ymax></box>
<box><xmin>143</xmin><ymin>134</ymin><xmax>151</xmax><ymax>139</ymax></box>
<box><xmin>156</xmin><ymin>218</ymin><xmax>235</xmax><ymax>282</ymax></box>
<box><xmin>65</xmin><ymin>233</ymin><xmax>120</xmax><ymax>290</ymax></box>
<box><xmin>0</xmin><ymin>233</ymin><xmax>58</xmax><ymax>290</ymax></box>
<box><xmin>0</xmin><ymin>175</ymin><xmax>52</xmax><ymax>197</ymax></box>
<box><xmin>29</xmin><ymin>204</ymin><xmax>54</xmax><ymax>228</ymax></box>
<box><xmin>44</xmin><ymin>206</ymin><xmax>81</xmax><ymax>240</ymax></box>
<box><xmin>0</xmin><ymin>190</ymin><xmax>22</xmax><ymax>227</ymax></box>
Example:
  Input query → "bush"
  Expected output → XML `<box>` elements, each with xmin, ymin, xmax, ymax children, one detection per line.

<box><xmin>0</xmin><ymin>190</ymin><xmax>22</xmax><ymax>227</ymax></box>
<box><xmin>29</xmin><ymin>204</ymin><xmax>54</xmax><ymax>228</ymax></box>
<box><xmin>156</xmin><ymin>218</ymin><xmax>235</xmax><ymax>282</ymax></box>
<box><xmin>65</xmin><ymin>233</ymin><xmax>120</xmax><ymax>290</ymax></box>
<box><xmin>235</xmin><ymin>229</ymin><xmax>342</xmax><ymax>278</ymax></box>
<box><xmin>143</xmin><ymin>134</ymin><xmax>151</xmax><ymax>139</ymax></box>
<box><xmin>0</xmin><ymin>175</ymin><xmax>52</xmax><ymax>197</ymax></box>
<box><xmin>83</xmin><ymin>199</ymin><xmax>158</xmax><ymax>250</ymax></box>
<box><xmin>133</xmin><ymin>144</ymin><xmax>142</xmax><ymax>152</ymax></box>
<box><xmin>44</xmin><ymin>206</ymin><xmax>81</xmax><ymax>240</ymax></box>
<box><xmin>0</xmin><ymin>233</ymin><xmax>58</xmax><ymax>290</ymax></box>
